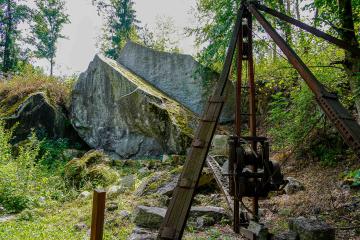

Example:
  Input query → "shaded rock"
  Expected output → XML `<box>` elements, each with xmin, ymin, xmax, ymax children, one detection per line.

<box><xmin>135</xmin><ymin>172</ymin><xmax>164</xmax><ymax>197</ymax></box>
<box><xmin>2</xmin><ymin>92</ymin><xmax>66</xmax><ymax>141</ymax></box>
<box><xmin>138</xmin><ymin>167</ymin><xmax>149</xmax><ymax>174</ymax></box>
<box><xmin>213</xmin><ymin>155</ymin><xmax>228</xmax><ymax>165</ymax></box>
<box><xmin>74</xmin><ymin>222</ymin><xmax>87</xmax><ymax>231</ymax></box>
<box><xmin>156</xmin><ymin>175</ymin><xmax>179</xmax><ymax>196</ymax></box>
<box><xmin>288</xmin><ymin>217</ymin><xmax>335</xmax><ymax>240</ymax></box>
<box><xmin>108</xmin><ymin>185</ymin><xmax>126</xmax><ymax>196</ymax></box>
<box><xmin>119</xmin><ymin>210</ymin><xmax>131</xmax><ymax>220</ymax></box>
<box><xmin>190</xmin><ymin>206</ymin><xmax>228</xmax><ymax>222</ymax></box>
<box><xmin>273</xmin><ymin>231</ymin><xmax>298</xmax><ymax>240</ymax></box>
<box><xmin>71</xmin><ymin>54</ymin><xmax>193</xmax><ymax>159</ymax></box>
<box><xmin>0</xmin><ymin>205</ymin><xmax>5</xmax><ymax>214</ymax></box>
<box><xmin>128</xmin><ymin>227</ymin><xmax>157</xmax><ymax>240</ymax></box>
<box><xmin>106</xmin><ymin>202</ymin><xmax>118</xmax><ymax>212</ymax></box>
<box><xmin>120</xmin><ymin>174</ymin><xmax>136</xmax><ymax>190</ymax></box>
<box><xmin>285</xmin><ymin>177</ymin><xmax>305</xmax><ymax>194</ymax></box>
<box><xmin>1</xmin><ymin>92</ymin><xmax>85</xmax><ymax>146</ymax></box>
<box><xmin>247</xmin><ymin>221</ymin><xmax>269</xmax><ymax>240</ymax></box>
<box><xmin>133</xmin><ymin>206</ymin><xmax>166</xmax><ymax>229</ymax></box>
<box><xmin>133</xmin><ymin>205</ymin><xmax>227</xmax><ymax>230</ymax></box>
<box><xmin>78</xmin><ymin>191</ymin><xmax>91</xmax><ymax>199</ymax></box>
<box><xmin>117</xmin><ymin>41</ymin><xmax>235</xmax><ymax>123</ymax></box>
<box><xmin>195</xmin><ymin>216</ymin><xmax>216</xmax><ymax>229</ymax></box>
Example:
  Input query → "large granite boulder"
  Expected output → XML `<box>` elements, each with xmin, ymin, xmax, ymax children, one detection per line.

<box><xmin>70</xmin><ymin>55</ymin><xmax>193</xmax><ymax>159</ymax></box>
<box><xmin>117</xmin><ymin>41</ymin><xmax>235</xmax><ymax>123</ymax></box>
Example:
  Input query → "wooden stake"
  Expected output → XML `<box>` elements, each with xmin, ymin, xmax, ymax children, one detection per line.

<box><xmin>90</xmin><ymin>189</ymin><xmax>106</xmax><ymax>240</ymax></box>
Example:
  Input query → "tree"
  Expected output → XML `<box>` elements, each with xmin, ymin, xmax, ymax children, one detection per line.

<box><xmin>310</xmin><ymin>0</ymin><xmax>360</xmax><ymax>120</ymax></box>
<box><xmin>93</xmin><ymin>0</ymin><xmax>140</xmax><ymax>59</ymax></box>
<box><xmin>139</xmin><ymin>16</ymin><xmax>181</xmax><ymax>53</ymax></box>
<box><xmin>0</xmin><ymin>0</ymin><xmax>30</xmax><ymax>74</ymax></box>
<box><xmin>31</xmin><ymin>0</ymin><xmax>70</xmax><ymax>76</ymax></box>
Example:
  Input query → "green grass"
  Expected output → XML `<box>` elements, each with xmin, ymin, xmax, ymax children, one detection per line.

<box><xmin>0</xmin><ymin>195</ymin><xmax>134</xmax><ymax>240</ymax></box>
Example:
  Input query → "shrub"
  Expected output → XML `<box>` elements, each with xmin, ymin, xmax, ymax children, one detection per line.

<box><xmin>64</xmin><ymin>150</ymin><xmax>118</xmax><ymax>189</ymax></box>
<box><xmin>0</xmin><ymin>121</ymin><xmax>72</xmax><ymax>212</ymax></box>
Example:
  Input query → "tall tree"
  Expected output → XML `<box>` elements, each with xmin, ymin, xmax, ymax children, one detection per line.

<box><xmin>93</xmin><ymin>0</ymin><xmax>140</xmax><ymax>59</ymax></box>
<box><xmin>32</xmin><ymin>0</ymin><xmax>70</xmax><ymax>76</ymax></box>
<box><xmin>0</xmin><ymin>0</ymin><xmax>29</xmax><ymax>74</ymax></box>
<box><xmin>311</xmin><ymin>0</ymin><xmax>360</xmax><ymax>120</ymax></box>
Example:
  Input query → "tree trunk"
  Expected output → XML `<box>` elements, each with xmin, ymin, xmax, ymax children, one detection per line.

<box><xmin>338</xmin><ymin>0</ymin><xmax>360</xmax><ymax>121</ymax></box>
<box><xmin>3</xmin><ymin>0</ymin><xmax>13</xmax><ymax>73</ymax></box>
<box><xmin>50</xmin><ymin>58</ymin><xmax>54</xmax><ymax>76</ymax></box>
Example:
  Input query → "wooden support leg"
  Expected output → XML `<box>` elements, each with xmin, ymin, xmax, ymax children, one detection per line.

<box><xmin>90</xmin><ymin>189</ymin><xmax>106</xmax><ymax>240</ymax></box>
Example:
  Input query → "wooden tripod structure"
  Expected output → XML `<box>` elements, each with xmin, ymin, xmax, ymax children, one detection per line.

<box><xmin>157</xmin><ymin>1</ymin><xmax>360</xmax><ymax>239</ymax></box>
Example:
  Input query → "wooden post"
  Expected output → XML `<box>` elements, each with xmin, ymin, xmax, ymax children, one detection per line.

<box><xmin>90</xmin><ymin>189</ymin><xmax>106</xmax><ymax>240</ymax></box>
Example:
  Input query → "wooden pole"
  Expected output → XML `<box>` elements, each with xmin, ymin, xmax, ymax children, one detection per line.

<box><xmin>90</xmin><ymin>189</ymin><xmax>106</xmax><ymax>240</ymax></box>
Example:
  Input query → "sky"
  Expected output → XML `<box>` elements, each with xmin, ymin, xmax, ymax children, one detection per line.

<box><xmin>31</xmin><ymin>0</ymin><xmax>198</xmax><ymax>76</ymax></box>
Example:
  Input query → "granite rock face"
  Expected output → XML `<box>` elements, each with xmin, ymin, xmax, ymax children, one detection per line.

<box><xmin>71</xmin><ymin>55</ymin><xmax>193</xmax><ymax>159</ymax></box>
<box><xmin>117</xmin><ymin>41</ymin><xmax>235</xmax><ymax>123</ymax></box>
<box><xmin>2</xmin><ymin>92</ymin><xmax>67</xmax><ymax>141</ymax></box>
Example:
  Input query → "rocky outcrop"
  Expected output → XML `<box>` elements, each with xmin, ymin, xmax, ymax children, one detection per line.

<box><xmin>71</xmin><ymin>55</ymin><xmax>194</xmax><ymax>159</ymax></box>
<box><xmin>2</xmin><ymin>92</ymin><xmax>66</xmax><ymax>141</ymax></box>
<box><xmin>117</xmin><ymin>41</ymin><xmax>235</xmax><ymax>123</ymax></box>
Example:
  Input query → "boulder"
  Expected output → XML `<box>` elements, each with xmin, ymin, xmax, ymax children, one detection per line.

<box><xmin>120</xmin><ymin>174</ymin><xmax>136</xmax><ymax>191</ymax></box>
<box><xmin>71</xmin><ymin>54</ymin><xmax>193</xmax><ymax>159</ymax></box>
<box><xmin>133</xmin><ymin>206</ymin><xmax>166</xmax><ymax>229</ymax></box>
<box><xmin>285</xmin><ymin>177</ymin><xmax>305</xmax><ymax>195</ymax></box>
<box><xmin>1</xmin><ymin>92</ymin><xmax>85</xmax><ymax>146</ymax></box>
<box><xmin>2</xmin><ymin>92</ymin><xmax>66</xmax><ymax>141</ymax></box>
<box><xmin>288</xmin><ymin>217</ymin><xmax>335</xmax><ymax>240</ymax></box>
<box><xmin>117</xmin><ymin>41</ymin><xmax>235</xmax><ymax>123</ymax></box>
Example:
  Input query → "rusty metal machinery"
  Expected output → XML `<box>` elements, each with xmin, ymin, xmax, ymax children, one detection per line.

<box><xmin>157</xmin><ymin>1</ymin><xmax>360</xmax><ymax>239</ymax></box>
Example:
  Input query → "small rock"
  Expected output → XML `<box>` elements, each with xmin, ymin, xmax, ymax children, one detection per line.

<box><xmin>133</xmin><ymin>206</ymin><xmax>166</xmax><ymax>229</ymax></box>
<box><xmin>107</xmin><ymin>202</ymin><xmax>118</xmax><ymax>211</ymax></box>
<box><xmin>108</xmin><ymin>185</ymin><xmax>125</xmax><ymax>196</ymax></box>
<box><xmin>38</xmin><ymin>196</ymin><xmax>46</xmax><ymax>203</ymax></box>
<box><xmin>78</xmin><ymin>191</ymin><xmax>91</xmax><ymax>199</ymax></box>
<box><xmin>195</xmin><ymin>216</ymin><xmax>216</xmax><ymax>229</ymax></box>
<box><xmin>247</xmin><ymin>221</ymin><xmax>269</xmax><ymax>240</ymax></box>
<box><xmin>273</xmin><ymin>231</ymin><xmax>298</xmax><ymax>240</ymax></box>
<box><xmin>0</xmin><ymin>206</ymin><xmax>5</xmax><ymax>214</ymax></box>
<box><xmin>128</xmin><ymin>227</ymin><xmax>157</xmax><ymax>240</ymax></box>
<box><xmin>284</xmin><ymin>177</ymin><xmax>305</xmax><ymax>194</ymax></box>
<box><xmin>120</xmin><ymin>174</ymin><xmax>136</xmax><ymax>190</ymax></box>
<box><xmin>190</xmin><ymin>206</ymin><xmax>228</xmax><ymax>222</ymax></box>
<box><xmin>74</xmin><ymin>222</ymin><xmax>87</xmax><ymax>231</ymax></box>
<box><xmin>139</xmin><ymin>167</ymin><xmax>149</xmax><ymax>174</ymax></box>
<box><xmin>289</xmin><ymin>217</ymin><xmax>335</xmax><ymax>240</ymax></box>
<box><xmin>162</xmin><ymin>154</ymin><xmax>170</xmax><ymax>162</ymax></box>
<box><xmin>119</xmin><ymin>210</ymin><xmax>131</xmax><ymax>220</ymax></box>
<box><xmin>156</xmin><ymin>177</ymin><xmax>178</xmax><ymax>196</ymax></box>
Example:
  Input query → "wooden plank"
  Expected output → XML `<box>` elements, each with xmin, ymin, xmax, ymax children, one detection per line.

<box><xmin>90</xmin><ymin>189</ymin><xmax>106</xmax><ymax>240</ymax></box>
<box><xmin>157</xmin><ymin>8</ymin><xmax>244</xmax><ymax>238</ymax></box>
